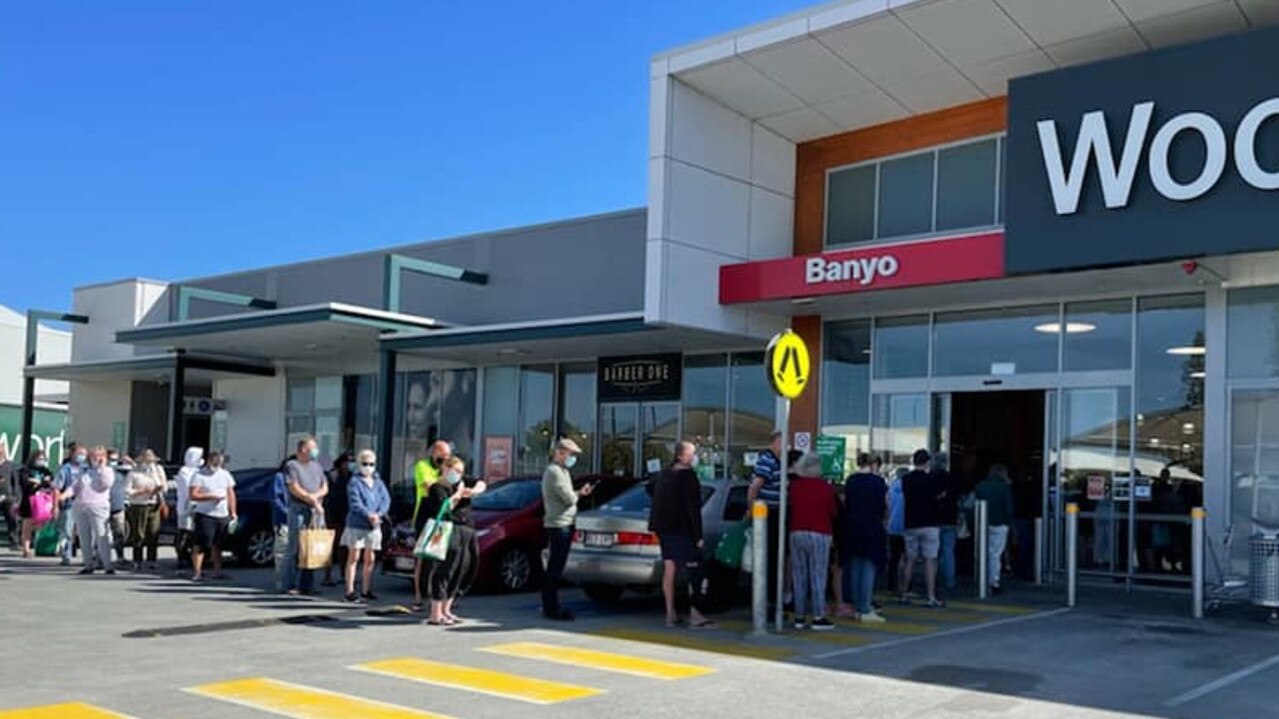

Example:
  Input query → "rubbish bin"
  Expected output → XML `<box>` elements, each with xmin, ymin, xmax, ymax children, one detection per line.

<box><xmin>1249</xmin><ymin>534</ymin><xmax>1279</xmax><ymax>608</ymax></box>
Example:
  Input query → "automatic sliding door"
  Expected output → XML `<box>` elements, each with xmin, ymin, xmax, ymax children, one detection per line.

<box><xmin>1059</xmin><ymin>386</ymin><xmax>1132</xmax><ymax>579</ymax></box>
<box><xmin>599</xmin><ymin>404</ymin><xmax>638</xmax><ymax>478</ymax></box>
<box><xmin>640</xmin><ymin>403</ymin><xmax>680</xmax><ymax>478</ymax></box>
<box><xmin>872</xmin><ymin>393</ymin><xmax>931</xmax><ymax>471</ymax></box>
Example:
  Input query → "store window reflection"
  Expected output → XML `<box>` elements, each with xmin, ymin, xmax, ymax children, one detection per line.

<box><xmin>683</xmin><ymin>354</ymin><xmax>728</xmax><ymax>479</ymax></box>
<box><xmin>729</xmin><ymin>353</ymin><xmax>774</xmax><ymax>480</ymax></box>
<box><xmin>1229</xmin><ymin>390</ymin><xmax>1279</xmax><ymax>576</ymax></box>
<box><xmin>873</xmin><ymin>316</ymin><xmax>929</xmax><ymax>379</ymax></box>
<box><xmin>558</xmin><ymin>363</ymin><xmax>596</xmax><ymax>477</ymax></box>
<box><xmin>393</xmin><ymin>369</ymin><xmax>477</xmax><ymax>502</ymax></box>
<box><xmin>822</xmin><ymin>320</ymin><xmax>871</xmax><ymax>472</ymax></box>
<box><xmin>1064</xmin><ymin>299</ymin><xmax>1132</xmax><ymax>372</ymax></box>
<box><xmin>871</xmin><ymin>394</ymin><xmax>929</xmax><ymax>471</ymax></box>
<box><xmin>517</xmin><ymin>365</ymin><xmax>555</xmax><ymax>476</ymax></box>
<box><xmin>933</xmin><ymin>305</ymin><xmax>1058</xmax><ymax>376</ymax></box>
<box><xmin>1228</xmin><ymin>285</ymin><xmax>1279</xmax><ymax>378</ymax></box>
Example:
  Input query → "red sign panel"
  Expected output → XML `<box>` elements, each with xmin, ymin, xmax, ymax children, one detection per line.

<box><xmin>719</xmin><ymin>231</ymin><xmax>1006</xmax><ymax>304</ymax></box>
<box><xmin>483</xmin><ymin>436</ymin><xmax>513</xmax><ymax>482</ymax></box>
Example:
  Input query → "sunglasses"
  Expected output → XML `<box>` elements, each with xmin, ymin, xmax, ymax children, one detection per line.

<box><xmin>360</xmin><ymin>462</ymin><xmax>377</xmax><ymax>467</ymax></box>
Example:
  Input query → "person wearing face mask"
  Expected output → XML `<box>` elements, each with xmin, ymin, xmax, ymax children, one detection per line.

<box><xmin>174</xmin><ymin>447</ymin><xmax>205</xmax><ymax>573</ymax></box>
<box><xmin>439</xmin><ymin>456</ymin><xmax>486</xmax><ymax>624</ymax></box>
<box><xmin>322</xmin><ymin>452</ymin><xmax>354</xmax><ymax>588</ymax></box>
<box><xmin>285</xmin><ymin>436</ymin><xmax>329</xmax><ymax>596</ymax></box>
<box><xmin>126</xmin><ymin>449</ymin><xmax>168</xmax><ymax>572</ymax></box>
<box><xmin>108</xmin><ymin>451</ymin><xmax>133</xmax><ymax>565</ymax></box>
<box><xmin>412</xmin><ymin>441</ymin><xmax>451</xmax><ymax>527</ymax></box>
<box><xmin>540</xmin><ymin>438</ymin><xmax>592</xmax><ymax>621</ymax></box>
<box><xmin>189</xmin><ymin>451</ymin><xmax>237</xmax><ymax>582</ymax></box>
<box><xmin>649</xmin><ymin>441</ymin><xmax>714</xmax><ymax>629</ymax></box>
<box><xmin>61</xmin><ymin>446</ymin><xmax>116</xmax><ymax>575</ymax></box>
<box><xmin>341</xmin><ymin>449</ymin><xmax>390</xmax><ymax>603</ymax></box>
<box><xmin>17</xmin><ymin>450</ymin><xmax>55</xmax><ymax>558</ymax></box>
<box><xmin>53</xmin><ymin>442</ymin><xmax>86</xmax><ymax>566</ymax></box>
<box><xmin>414</xmin><ymin>456</ymin><xmax>478</xmax><ymax>624</ymax></box>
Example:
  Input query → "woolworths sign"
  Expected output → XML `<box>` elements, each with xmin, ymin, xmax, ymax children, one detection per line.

<box><xmin>0</xmin><ymin>404</ymin><xmax>68</xmax><ymax>464</ymax></box>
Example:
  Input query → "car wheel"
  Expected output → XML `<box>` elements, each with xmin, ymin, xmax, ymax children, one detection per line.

<box><xmin>237</xmin><ymin>527</ymin><xmax>274</xmax><ymax>567</ymax></box>
<box><xmin>497</xmin><ymin>547</ymin><xmax>535</xmax><ymax>592</ymax></box>
<box><xmin>582</xmin><ymin>583</ymin><xmax>625</xmax><ymax>603</ymax></box>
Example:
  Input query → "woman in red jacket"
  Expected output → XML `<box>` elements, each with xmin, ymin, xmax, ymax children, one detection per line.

<box><xmin>789</xmin><ymin>453</ymin><xmax>839</xmax><ymax>631</ymax></box>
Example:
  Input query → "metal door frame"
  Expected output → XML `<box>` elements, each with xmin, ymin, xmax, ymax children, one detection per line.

<box><xmin>599</xmin><ymin>400</ymin><xmax>682</xmax><ymax>478</ymax></box>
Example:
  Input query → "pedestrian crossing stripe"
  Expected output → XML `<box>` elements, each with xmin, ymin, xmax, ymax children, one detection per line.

<box><xmin>479</xmin><ymin>641</ymin><xmax>715</xmax><ymax>680</ymax></box>
<box><xmin>353</xmin><ymin>658</ymin><xmax>602</xmax><ymax>705</ymax></box>
<box><xmin>186</xmin><ymin>678</ymin><xmax>452</xmax><ymax>719</ymax></box>
<box><xmin>590</xmin><ymin>627</ymin><xmax>797</xmax><ymax>660</ymax></box>
<box><xmin>0</xmin><ymin>704</ymin><xmax>135</xmax><ymax>719</ymax></box>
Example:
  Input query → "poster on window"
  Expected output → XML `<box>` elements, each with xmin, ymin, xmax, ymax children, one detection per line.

<box><xmin>483</xmin><ymin>436</ymin><xmax>513</xmax><ymax>482</ymax></box>
<box><xmin>401</xmin><ymin>370</ymin><xmax>477</xmax><ymax>484</ymax></box>
<box><xmin>1087</xmin><ymin>475</ymin><xmax>1106</xmax><ymax>501</ymax></box>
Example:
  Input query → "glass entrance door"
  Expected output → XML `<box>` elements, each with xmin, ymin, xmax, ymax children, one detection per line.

<box><xmin>1057</xmin><ymin>386</ymin><xmax>1133</xmax><ymax>580</ymax></box>
<box><xmin>599</xmin><ymin>402</ymin><xmax>681</xmax><ymax>478</ymax></box>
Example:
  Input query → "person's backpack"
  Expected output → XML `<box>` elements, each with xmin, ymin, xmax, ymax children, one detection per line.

<box><xmin>271</xmin><ymin>471</ymin><xmax>289</xmax><ymax>527</ymax></box>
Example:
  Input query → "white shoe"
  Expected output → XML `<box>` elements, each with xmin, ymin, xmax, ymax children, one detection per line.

<box><xmin>859</xmin><ymin>611</ymin><xmax>887</xmax><ymax>624</ymax></box>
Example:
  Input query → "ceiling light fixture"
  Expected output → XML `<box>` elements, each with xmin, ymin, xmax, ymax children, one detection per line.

<box><xmin>1190</xmin><ymin>371</ymin><xmax>1206</xmax><ymax>379</ymax></box>
<box><xmin>1034</xmin><ymin>322</ymin><xmax>1096</xmax><ymax>334</ymax></box>
<box><xmin>791</xmin><ymin>297</ymin><xmax>816</xmax><ymax>306</ymax></box>
<box><xmin>1167</xmin><ymin>346</ymin><xmax>1206</xmax><ymax>356</ymax></box>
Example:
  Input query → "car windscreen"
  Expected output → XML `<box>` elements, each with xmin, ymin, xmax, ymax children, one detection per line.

<box><xmin>596</xmin><ymin>481</ymin><xmax>716</xmax><ymax>512</ymax></box>
<box><xmin>471</xmin><ymin>479</ymin><xmax>542</xmax><ymax>512</ymax></box>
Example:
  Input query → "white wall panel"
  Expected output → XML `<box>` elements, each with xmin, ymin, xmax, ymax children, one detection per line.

<box><xmin>658</xmin><ymin>242</ymin><xmax>749</xmax><ymax>335</ymax></box>
<box><xmin>749</xmin><ymin>187</ymin><xmax>794</xmax><ymax>260</ymax></box>
<box><xmin>68</xmin><ymin>380</ymin><xmax>130</xmax><ymax>448</ymax></box>
<box><xmin>750</xmin><ymin>124</ymin><xmax>796</xmax><ymax>197</ymax></box>
<box><xmin>666</xmin><ymin>160</ymin><xmax>751</xmax><ymax>258</ymax></box>
<box><xmin>670</xmin><ymin>81</ymin><xmax>752</xmax><ymax>181</ymax></box>
<box><xmin>215</xmin><ymin>373</ymin><xmax>285</xmax><ymax>470</ymax></box>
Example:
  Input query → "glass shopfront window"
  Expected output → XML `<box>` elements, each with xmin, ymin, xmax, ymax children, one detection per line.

<box><xmin>1064</xmin><ymin>299</ymin><xmax>1133</xmax><ymax>372</ymax></box>
<box><xmin>517</xmin><ymin>365</ymin><xmax>556</xmax><ymax>476</ymax></box>
<box><xmin>1230</xmin><ymin>389</ymin><xmax>1279</xmax><ymax>575</ymax></box>
<box><xmin>285</xmin><ymin>376</ymin><xmax>342</xmax><ymax>465</ymax></box>
<box><xmin>871</xmin><ymin>393</ymin><xmax>929</xmax><ymax>471</ymax></box>
<box><xmin>1228</xmin><ymin>285</ymin><xmax>1279</xmax><ymax>379</ymax></box>
<box><xmin>822</xmin><ymin>320</ymin><xmax>871</xmax><ymax>465</ymax></box>
<box><xmin>683</xmin><ymin>354</ymin><xmax>728</xmax><ymax>479</ymax></box>
<box><xmin>558</xmin><ymin>362</ymin><xmax>596</xmax><ymax>478</ymax></box>
<box><xmin>729</xmin><ymin>352</ymin><xmax>774</xmax><ymax>481</ymax></box>
<box><xmin>873</xmin><ymin>315</ymin><xmax>929</xmax><ymax>379</ymax></box>
<box><xmin>933</xmin><ymin>305</ymin><xmax>1058</xmax><ymax>376</ymax></box>
<box><xmin>1136</xmin><ymin>295</ymin><xmax>1205</xmax><ymax>484</ymax></box>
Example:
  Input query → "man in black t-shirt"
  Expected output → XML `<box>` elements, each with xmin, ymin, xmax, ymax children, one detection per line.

<box><xmin>899</xmin><ymin>448</ymin><xmax>945</xmax><ymax>607</ymax></box>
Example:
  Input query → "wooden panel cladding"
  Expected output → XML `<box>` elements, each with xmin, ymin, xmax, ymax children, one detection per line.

<box><xmin>794</xmin><ymin>97</ymin><xmax>1007</xmax><ymax>256</ymax></box>
<box><xmin>790</xmin><ymin>314</ymin><xmax>822</xmax><ymax>440</ymax></box>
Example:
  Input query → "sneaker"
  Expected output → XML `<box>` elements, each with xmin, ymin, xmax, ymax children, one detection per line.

<box><xmin>362</xmin><ymin>592</ymin><xmax>380</xmax><ymax>602</ymax></box>
<box><xmin>924</xmin><ymin>598</ymin><xmax>946</xmax><ymax>609</ymax></box>
<box><xmin>105</xmin><ymin>569</ymin><xmax>116</xmax><ymax>576</ymax></box>
<box><xmin>859</xmin><ymin>611</ymin><xmax>887</xmax><ymax>624</ymax></box>
<box><xmin>793</xmin><ymin>618</ymin><xmax>807</xmax><ymax>630</ymax></box>
<box><xmin>343</xmin><ymin>593</ymin><xmax>363</xmax><ymax>604</ymax></box>
<box><xmin>78</xmin><ymin>568</ymin><xmax>94</xmax><ymax>575</ymax></box>
<box><xmin>811</xmin><ymin>618</ymin><xmax>835</xmax><ymax>631</ymax></box>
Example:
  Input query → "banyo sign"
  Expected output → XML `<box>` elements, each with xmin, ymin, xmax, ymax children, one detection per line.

<box><xmin>1005</xmin><ymin>25</ymin><xmax>1279</xmax><ymax>275</ymax></box>
<box><xmin>1037</xmin><ymin>97</ymin><xmax>1279</xmax><ymax>215</ymax></box>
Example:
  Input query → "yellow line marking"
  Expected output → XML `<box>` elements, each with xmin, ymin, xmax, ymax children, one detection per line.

<box><xmin>942</xmin><ymin>600</ymin><xmax>1038</xmax><ymax>616</ymax></box>
<box><xmin>479</xmin><ymin>641</ymin><xmax>714</xmax><ymax>680</ymax></box>
<box><xmin>354</xmin><ymin>658</ymin><xmax>602</xmax><ymax>705</ymax></box>
<box><xmin>0</xmin><ymin>704</ymin><xmax>134</xmax><ymax>719</ymax></box>
<box><xmin>875</xmin><ymin>605</ymin><xmax>992</xmax><ymax>623</ymax></box>
<box><xmin>589</xmin><ymin>627</ymin><xmax>796</xmax><ymax>660</ymax></box>
<box><xmin>716</xmin><ymin>620</ymin><xmax>878</xmax><ymax>647</ymax></box>
<box><xmin>186</xmin><ymin>677</ymin><xmax>452</xmax><ymax>719</ymax></box>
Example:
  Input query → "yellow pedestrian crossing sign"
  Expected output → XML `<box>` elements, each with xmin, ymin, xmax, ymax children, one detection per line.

<box><xmin>766</xmin><ymin>330</ymin><xmax>810</xmax><ymax>400</ymax></box>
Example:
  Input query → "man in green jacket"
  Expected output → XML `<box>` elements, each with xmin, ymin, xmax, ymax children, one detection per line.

<box><xmin>541</xmin><ymin>438</ymin><xmax>592</xmax><ymax>620</ymax></box>
<box><xmin>975</xmin><ymin>464</ymin><xmax>1015</xmax><ymax>594</ymax></box>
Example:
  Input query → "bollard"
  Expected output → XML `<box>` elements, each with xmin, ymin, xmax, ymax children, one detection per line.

<box><xmin>1034</xmin><ymin>517</ymin><xmax>1044</xmax><ymax>586</ymax></box>
<box><xmin>976</xmin><ymin>499</ymin><xmax>989</xmax><ymax>600</ymax></box>
<box><xmin>1192</xmin><ymin>507</ymin><xmax>1205</xmax><ymax>620</ymax></box>
<box><xmin>751</xmin><ymin>500</ymin><xmax>769</xmax><ymax>635</ymax></box>
<box><xmin>1066</xmin><ymin>503</ymin><xmax>1079</xmax><ymax>608</ymax></box>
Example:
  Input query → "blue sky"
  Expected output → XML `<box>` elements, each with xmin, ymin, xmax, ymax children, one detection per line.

<box><xmin>0</xmin><ymin>0</ymin><xmax>815</xmax><ymax>314</ymax></box>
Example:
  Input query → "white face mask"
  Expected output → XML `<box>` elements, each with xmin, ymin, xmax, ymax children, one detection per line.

<box><xmin>445</xmin><ymin>470</ymin><xmax>462</xmax><ymax>485</ymax></box>
<box><xmin>360</xmin><ymin>465</ymin><xmax>375</xmax><ymax>478</ymax></box>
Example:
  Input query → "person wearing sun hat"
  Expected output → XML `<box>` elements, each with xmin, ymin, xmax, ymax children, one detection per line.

<box><xmin>540</xmin><ymin>437</ymin><xmax>593</xmax><ymax>621</ymax></box>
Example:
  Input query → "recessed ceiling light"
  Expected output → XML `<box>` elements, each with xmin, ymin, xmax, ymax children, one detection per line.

<box><xmin>1167</xmin><ymin>346</ymin><xmax>1206</xmax><ymax>356</ymax></box>
<box><xmin>1034</xmin><ymin>322</ymin><xmax>1096</xmax><ymax>334</ymax></box>
<box><xmin>1190</xmin><ymin>371</ymin><xmax>1206</xmax><ymax>379</ymax></box>
<box><xmin>791</xmin><ymin>298</ymin><xmax>816</xmax><ymax>306</ymax></box>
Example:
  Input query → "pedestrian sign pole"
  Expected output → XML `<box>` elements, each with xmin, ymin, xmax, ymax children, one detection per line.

<box><xmin>764</xmin><ymin>329</ymin><xmax>810</xmax><ymax>633</ymax></box>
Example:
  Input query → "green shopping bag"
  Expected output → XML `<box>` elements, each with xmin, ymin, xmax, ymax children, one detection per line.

<box><xmin>714</xmin><ymin>520</ymin><xmax>749</xmax><ymax>569</ymax></box>
<box><xmin>34</xmin><ymin>522</ymin><xmax>59</xmax><ymax>557</ymax></box>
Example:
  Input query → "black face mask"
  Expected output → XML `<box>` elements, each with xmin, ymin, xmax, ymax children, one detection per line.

<box><xmin>432</xmin><ymin>456</ymin><xmax>444</xmax><ymax>467</ymax></box>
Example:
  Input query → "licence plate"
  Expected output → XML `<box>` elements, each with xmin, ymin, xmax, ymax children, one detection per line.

<box><xmin>582</xmin><ymin>532</ymin><xmax>615</xmax><ymax>548</ymax></box>
<box><xmin>394</xmin><ymin>556</ymin><xmax>416</xmax><ymax>571</ymax></box>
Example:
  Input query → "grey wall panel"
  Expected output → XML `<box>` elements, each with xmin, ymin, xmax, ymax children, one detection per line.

<box><xmin>182</xmin><ymin>209</ymin><xmax>645</xmax><ymax>325</ymax></box>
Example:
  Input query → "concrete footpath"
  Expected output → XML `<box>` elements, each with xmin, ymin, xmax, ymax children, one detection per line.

<box><xmin>1</xmin><ymin>549</ymin><xmax>1276</xmax><ymax>719</ymax></box>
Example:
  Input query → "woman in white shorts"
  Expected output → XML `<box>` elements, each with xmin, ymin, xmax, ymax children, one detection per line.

<box><xmin>341</xmin><ymin>449</ymin><xmax>391</xmax><ymax>603</ymax></box>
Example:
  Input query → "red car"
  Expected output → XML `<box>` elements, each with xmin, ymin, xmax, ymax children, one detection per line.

<box><xmin>382</xmin><ymin>474</ymin><xmax>639</xmax><ymax>592</ymax></box>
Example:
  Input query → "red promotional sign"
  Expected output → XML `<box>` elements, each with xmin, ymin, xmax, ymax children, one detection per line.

<box><xmin>483</xmin><ymin>436</ymin><xmax>513</xmax><ymax>482</ymax></box>
<box><xmin>719</xmin><ymin>231</ymin><xmax>1005</xmax><ymax>304</ymax></box>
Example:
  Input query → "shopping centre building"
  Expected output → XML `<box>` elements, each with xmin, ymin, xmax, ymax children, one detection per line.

<box><xmin>23</xmin><ymin>0</ymin><xmax>1279</xmax><ymax>588</ymax></box>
